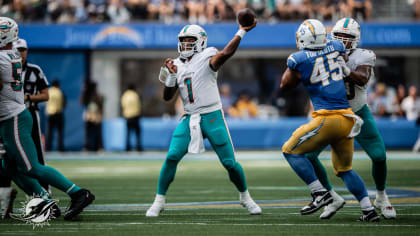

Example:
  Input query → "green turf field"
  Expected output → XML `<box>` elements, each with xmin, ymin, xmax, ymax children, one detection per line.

<box><xmin>1</xmin><ymin>151</ymin><xmax>419</xmax><ymax>235</ymax></box>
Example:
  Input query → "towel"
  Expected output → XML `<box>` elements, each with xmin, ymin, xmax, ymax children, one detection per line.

<box><xmin>343</xmin><ymin>114</ymin><xmax>364</xmax><ymax>138</ymax></box>
<box><xmin>188</xmin><ymin>114</ymin><xmax>205</xmax><ymax>153</ymax></box>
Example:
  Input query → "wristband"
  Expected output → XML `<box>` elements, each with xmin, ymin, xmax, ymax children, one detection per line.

<box><xmin>165</xmin><ymin>73</ymin><xmax>177</xmax><ymax>87</ymax></box>
<box><xmin>26</xmin><ymin>95</ymin><xmax>30</xmax><ymax>102</ymax></box>
<box><xmin>235</xmin><ymin>29</ymin><xmax>246</xmax><ymax>39</ymax></box>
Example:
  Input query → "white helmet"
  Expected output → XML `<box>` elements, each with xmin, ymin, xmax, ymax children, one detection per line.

<box><xmin>178</xmin><ymin>25</ymin><xmax>207</xmax><ymax>58</ymax></box>
<box><xmin>331</xmin><ymin>18</ymin><xmax>361</xmax><ymax>53</ymax></box>
<box><xmin>0</xmin><ymin>17</ymin><xmax>18</xmax><ymax>48</ymax></box>
<box><xmin>296</xmin><ymin>19</ymin><xmax>327</xmax><ymax>50</ymax></box>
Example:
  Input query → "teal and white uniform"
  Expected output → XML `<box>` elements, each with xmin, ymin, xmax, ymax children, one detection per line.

<box><xmin>156</xmin><ymin>47</ymin><xmax>247</xmax><ymax>195</ymax></box>
<box><xmin>0</xmin><ymin>49</ymin><xmax>80</xmax><ymax>196</ymax></box>
<box><xmin>174</xmin><ymin>47</ymin><xmax>222</xmax><ymax>114</ymax></box>
<box><xmin>308</xmin><ymin>48</ymin><xmax>388</xmax><ymax>191</ymax></box>
<box><xmin>0</xmin><ymin>49</ymin><xmax>25</xmax><ymax>122</ymax></box>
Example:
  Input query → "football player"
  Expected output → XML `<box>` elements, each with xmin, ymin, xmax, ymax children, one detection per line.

<box><xmin>306</xmin><ymin>18</ymin><xmax>396</xmax><ymax>219</ymax></box>
<box><xmin>0</xmin><ymin>17</ymin><xmax>94</xmax><ymax>221</ymax></box>
<box><xmin>281</xmin><ymin>19</ymin><xmax>379</xmax><ymax>222</ymax></box>
<box><xmin>146</xmin><ymin>21</ymin><xmax>261</xmax><ymax>217</ymax></box>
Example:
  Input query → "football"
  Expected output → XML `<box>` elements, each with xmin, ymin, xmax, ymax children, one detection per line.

<box><xmin>237</xmin><ymin>8</ymin><xmax>256</xmax><ymax>27</ymax></box>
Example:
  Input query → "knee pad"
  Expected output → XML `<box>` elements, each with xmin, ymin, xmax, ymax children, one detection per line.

<box><xmin>370</xmin><ymin>147</ymin><xmax>386</xmax><ymax>162</ymax></box>
<box><xmin>222</xmin><ymin>159</ymin><xmax>236</xmax><ymax>170</ymax></box>
<box><xmin>166</xmin><ymin>152</ymin><xmax>182</xmax><ymax>163</ymax></box>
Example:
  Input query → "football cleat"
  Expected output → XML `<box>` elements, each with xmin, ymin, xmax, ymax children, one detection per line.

<box><xmin>240</xmin><ymin>196</ymin><xmax>262</xmax><ymax>215</ymax></box>
<box><xmin>359</xmin><ymin>208</ymin><xmax>380</xmax><ymax>222</ymax></box>
<box><xmin>374</xmin><ymin>199</ymin><xmax>396</xmax><ymax>219</ymax></box>
<box><xmin>320</xmin><ymin>193</ymin><xmax>345</xmax><ymax>219</ymax></box>
<box><xmin>301</xmin><ymin>190</ymin><xmax>333</xmax><ymax>215</ymax></box>
<box><xmin>64</xmin><ymin>189</ymin><xmax>95</xmax><ymax>221</ymax></box>
<box><xmin>0</xmin><ymin>187</ymin><xmax>17</xmax><ymax>219</ymax></box>
<box><xmin>146</xmin><ymin>200</ymin><xmax>165</xmax><ymax>217</ymax></box>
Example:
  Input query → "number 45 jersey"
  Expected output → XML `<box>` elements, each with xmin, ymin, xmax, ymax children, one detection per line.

<box><xmin>0</xmin><ymin>49</ymin><xmax>25</xmax><ymax>122</ymax></box>
<box><xmin>345</xmin><ymin>48</ymin><xmax>376</xmax><ymax>112</ymax></box>
<box><xmin>173</xmin><ymin>47</ymin><xmax>222</xmax><ymax>115</ymax></box>
<box><xmin>287</xmin><ymin>40</ymin><xmax>350</xmax><ymax>111</ymax></box>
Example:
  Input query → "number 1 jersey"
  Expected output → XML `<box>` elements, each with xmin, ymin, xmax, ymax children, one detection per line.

<box><xmin>0</xmin><ymin>49</ymin><xmax>25</xmax><ymax>121</ymax></box>
<box><xmin>173</xmin><ymin>47</ymin><xmax>222</xmax><ymax>115</ymax></box>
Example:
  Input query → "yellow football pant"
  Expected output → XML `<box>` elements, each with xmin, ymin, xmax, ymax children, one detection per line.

<box><xmin>282</xmin><ymin>109</ymin><xmax>355</xmax><ymax>175</ymax></box>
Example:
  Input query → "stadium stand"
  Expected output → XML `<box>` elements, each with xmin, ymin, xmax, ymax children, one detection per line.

<box><xmin>6</xmin><ymin>0</ymin><xmax>420</xmax><ymax>151</ymax></box>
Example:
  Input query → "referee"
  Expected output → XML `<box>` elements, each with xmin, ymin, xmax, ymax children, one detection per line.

<box><xmin>13</xmin><ymin>39</ymin><xmax>50</xmax><ymax>191</ymax></box>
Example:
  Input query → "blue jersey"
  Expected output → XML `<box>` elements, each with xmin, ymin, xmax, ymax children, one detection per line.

<box><xmin>287</xmin><ymin>40</ymin><xmax>350</xmax><ymax>111</ymax></box>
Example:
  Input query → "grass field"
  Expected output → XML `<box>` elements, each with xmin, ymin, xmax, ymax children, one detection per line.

<box><xmin>1</xmin><ymin>151</ymin><xmax>419</xmax><ymax>235</ymax></box>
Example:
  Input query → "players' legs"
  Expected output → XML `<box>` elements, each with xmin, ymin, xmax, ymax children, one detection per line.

<box><xmin>0</xmin><ymin>110</ymin><xmax>81</xmax><ymax>196</ymax></box>
<box><xmin>306</xmin><ymin>147</ymin><xmax>333</xmax><ymax>191</ymax></box>
<box><xmin>202</xmin><ymin>110</ymin><xmax>261</xmax><ymax>214</ymax></box>
<box><xmin>0</xmin><ymin>162</ymin><xmax>17</xmax><ymax>219</ymax></box>
<box><xmin>157</xmin><ymin>116</ymin><xmax>190</xmax><ymax>195</ymax></box>
<box><xmin>282</xmin><ymin>117</ymin><xmax>331</xmax><ymax>190</ymax></box>
<box><xmin>29</xmin><ymin>109</ymin><xmax>50</xmax><ymax>192</ymax></box>
<box><xmin>355</xmin><ymin>105</ymin><xmax>395</xmax><ymax>218</ymax></box>
<box><xmin>147</xmin><ymin>116</ymin><xmax>190</xmax><ymax>217</ymax></box>
<box><xmin>125</xmin><ymin>118</ymin><xmax>132</xmax><ymax>151</ymax></box>
<box><xmin>355</xmin><ymin>105</ymin><xmax>387</xmax><ymax>191</ymax></box>
<box><xmin>2</xmin><ymin>158</ymin><xmax>47</xmax><ymax>197</ymax></box>
<box><xmin>331</xmin><ymin>136</ymin><xmax>379</xmax><ymax>221</ymax></box>
<box><xmin>282</xmin><ymin>117</ymin><xmax>335</xmax><ymax>215</ymax></box>
<box><xmin>202</xmin><ymin>110</ymin><xmax>247</xmax><ymax>192</ymax></box>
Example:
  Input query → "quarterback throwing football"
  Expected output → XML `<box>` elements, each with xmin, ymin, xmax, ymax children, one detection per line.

<box><xmin>146</xmin><ymin>21</ymin><xmax>261</xmax><ymax>217</ymax></box>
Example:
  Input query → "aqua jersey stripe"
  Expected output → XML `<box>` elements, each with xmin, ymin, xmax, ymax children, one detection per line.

<box><xmin>343</xmin><ymin>18</ymin><xmax>350</xmax><ymax>29</ymax></box>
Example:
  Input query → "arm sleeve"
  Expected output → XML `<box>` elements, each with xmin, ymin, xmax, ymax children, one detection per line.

<box><xmin>204</xmin><ymin>47</ymin><xmax>219</xmax><ymax>73</ymax></box>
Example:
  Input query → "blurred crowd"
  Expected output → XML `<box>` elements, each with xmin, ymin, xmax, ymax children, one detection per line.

<box><xmin>368</xmin><ymin>83</ymin><xmax>420</xmax><ymax>121</ymax></box>
<box><xmin>1</xmin><ymin>0</ymin><xmax>419</xmax><ymax>24</ymax></box>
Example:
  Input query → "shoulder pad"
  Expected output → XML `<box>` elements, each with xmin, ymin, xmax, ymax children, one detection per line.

<box><xmin>287</xmin><ymin>53</ymin><xmax>299</xmax><ymax>70</ymax></box>
<box><xmin>355</xmin><ymin>48</ymin><xmax>376</xmax><ymax>67</ymax></box>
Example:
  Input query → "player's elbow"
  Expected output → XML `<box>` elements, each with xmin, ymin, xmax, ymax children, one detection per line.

<box><xmin>219</xmin><ymin>50</ymin><xmax>234</xmax><ymax>61</ymax></box>
<box><xmin>163</xmin><ymin>93</ymin><xmax>172</xmax><ymax>101</ymax></box>
<box><xmin>163</xmin><ymin>91</ymin><xmax>174</xmax><ymax>101</ymax></box>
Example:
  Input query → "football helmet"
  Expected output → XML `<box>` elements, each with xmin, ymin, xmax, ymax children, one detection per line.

<box><xmin>296</xmin><ymin>19</ymin><xmax>327</xmax><ymax>50</ymax></box>
<box><xmin>331</xmin><ymin>18</ymin><xmax>361</xmax><ymax>53</ymax></box>
<box><xmin>0</xmin><ymin>17</ymin><xmax>18</xmax><ymax>48</ymax></box>
<box><xmin>177</xmin><ymin>25</ymin><xmax>207</xmax><ymax>58</ymax></box>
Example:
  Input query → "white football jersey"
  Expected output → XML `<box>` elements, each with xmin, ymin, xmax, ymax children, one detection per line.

<box><xmin>345</xmin><ymin>48</ymin><xmax>376</xmax><ymax>112</ymax></box>
<box><xmin>174</xmin><ymin>47</ymin><xmax>222</xmax><ymax>114</ymax></box>
<box><xmin>0</xmin><ymin>49</ymin><xmax>25</xmax><ymax>121</ymax></box>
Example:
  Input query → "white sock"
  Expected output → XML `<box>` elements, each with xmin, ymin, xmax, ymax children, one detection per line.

<box><xmin>154</xmin><ymin>194</ymin><xmax>165</xmax><ymax>203</ymax></box>
<box><xmin>360</xmin><ymin>196</ymin><xmax>373</xmax><ymax>211</ymax></box>
<box><xmin>308</xmin><ymin>180</ymin><xmax>326</xmax><ymax>193</ymax></box>
<box><xmin>240</xmin><ymin>190</ymin><xmax>251</xmax><ymax>200</ymax></box>
<box><xmin>329</xmin><ymin>189</ymin><xmax>340</xmax><ymax>200</ymax></box>
<box><xmin>376</xmin><ymin>190</ymin><xmax>388</xmax><ymax>201</ymax></box>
